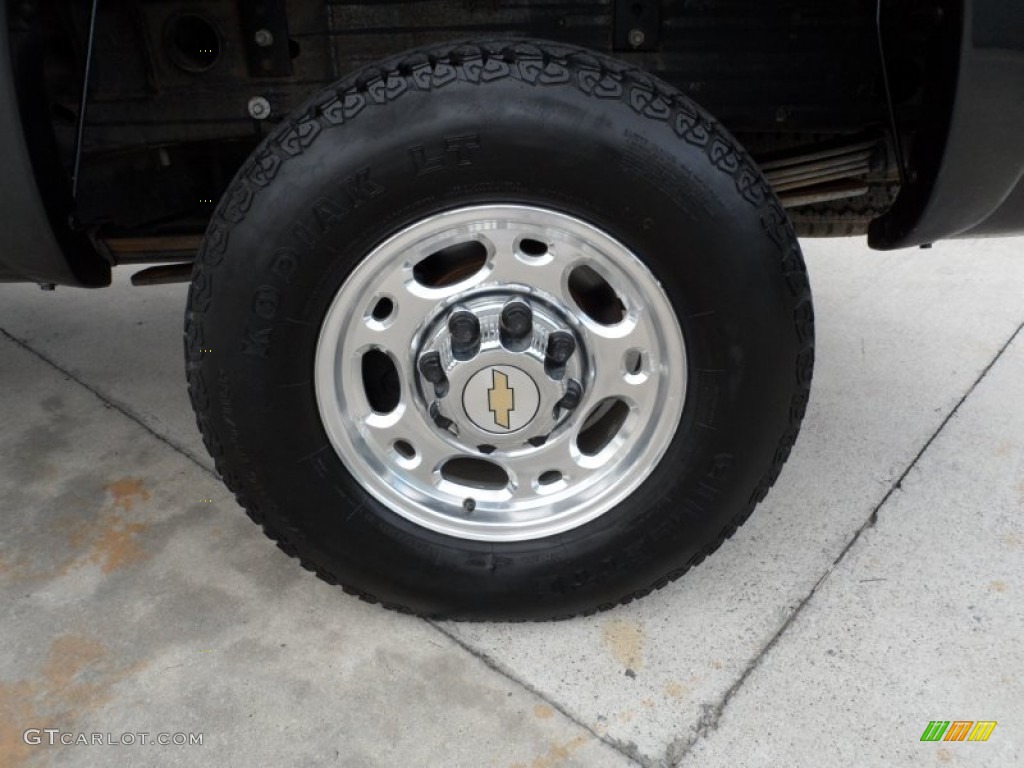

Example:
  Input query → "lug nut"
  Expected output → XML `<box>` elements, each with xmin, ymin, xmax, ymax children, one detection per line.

<box><xmin>429</xmin><ymin>401</ymin><xmax>457</xmax><ymax>434</ymax></box>
<box><xmin>448</xmin><ymin>310</ymin><xmax>481</xmax><ymax>361</ymax></box>
<box><xmin>544</xmin><ymin>331</ymin><xmax>576</xmax><ymax>379</ymax></box>
<box><xmin>500</xmin><ymin>300</ymin><xmax>533</xmax><ymax>352</ymax></box>
<box><xmin>555</xmin><ymin>379</ymin><xmax>583</xmax><ymax>413</ymax></box>
<box><xmin>417</xmin><ymin>351</ymin><xmax>449</xmax><ymax>398</ymax></box>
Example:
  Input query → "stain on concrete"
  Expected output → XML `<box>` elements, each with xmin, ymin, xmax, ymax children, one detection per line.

<box><xmin>1004</xmin><ymin>532</ymin><xmax>1023</xmax><ymax>549</ymax></box>
<box><xmin>601</xmin><ymin>619</ymin><xmax>644</xmax><ymax>671</ymax></box>
<box><xmin>104</xmin><ymin>478</ymin><xmax>150</xmax><ymax>512</ymax></box>
<box><xmin>509</xmin><ymin>734</ymin><xmax>589</xmax><ymax>768</ymax></box>
<box><xmin>664</xmin><ymin>682</ymin><xmax>687</xmax><ymax>699</ymax></box>
<box><xmin>42</xmin><ymin>635</ymin><xmax>109</xmax><ymax>693</ymax></box>
<box><xmin>989</xmin><ymin>580</ymin><xmax>1007</xmax><ymax>593</ymax></box>
<box><xmin>0</xmin><ymin>680</ymin><xmax>39</xmax><ymax>768</ymax></box>
<box><xmin>68</xmin><ymin>478</ymin><xmax>151</xmax><ymax>574</ymax></box>
<box><xmin>533</xmin><ymin>704</ymin><xmax>554</xmax><ymax>719</ymax></box>
<box><xmin>10</xmin><ymin>423</ymin><xmax>71</xmax><ymax>487</ymax></box>
<box><xmin>0</xmin><ymin>553</ymin><xmax>32</xmax><ymax>586</ymax></box>
<box><xmin>68</xmin><ymin>510</ymin><xmax>148</xmax><ymax>574</ymax></box>
<box><xmin>0</xmin><ymin>478</ymin><xmax>151</xmax><ymax>585</ymax></box>
<box><xmin>0</xmin><ymin>634</ymin><xmax>146</xmax><ymax>767</ymax></box>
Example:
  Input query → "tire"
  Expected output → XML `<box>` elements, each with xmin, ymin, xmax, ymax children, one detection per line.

<box><xmin>184</xmin><ymin>39</ymin><xmax>814</xmax><ymax>620</ymax></box>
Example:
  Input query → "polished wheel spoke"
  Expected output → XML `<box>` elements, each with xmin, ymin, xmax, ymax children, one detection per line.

<box><xmin>400</xmin><ymin>440</ymin><xmax>450</xmax><ymax>490</ymax></box>
<box><xmin>589</xmin><ymin>360</ymin><xmax>657</xmax><ymax>404</ymax></box>
<box><xmin>485</xmin><ymin>237</ymin><xmax>571</xmax><ymax>302</ymax></box>
<box><xmin>499</xmin><ymin>436</ymin><xmax>581</xmax><ymax>496</ymax></box>
<box><xmin>346</xmin><ymin>273</ymin><xmax>444</xmax><ymax>356</ymax></box>
<box><xmin>364</xmin><ymin>413</ymin><xmax>453</xmax><ymax>485</ymax></box>
<box><xmin>583</xmin><ymin>321</ymin><xmax>657</xmax><ymax>399</ymax></box>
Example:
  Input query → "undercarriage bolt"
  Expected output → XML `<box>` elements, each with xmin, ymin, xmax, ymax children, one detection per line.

<box><xmin>555</xmin><ymin>379</ymin><xmax>583</xmax><ymax>413</ymax></box>
<box><xmin>254</xmin><ymin>28</ymin><xmax>274</xmax><ymax>48</ymax></box>
<box><xmin>429</xmin><ymin>401</ymin><xmax>457</xmax><ymax>434</ymax></box>
<box><xmin>448</xmin><ymin>310</ymin><xmax>481</xmax><ymax>361</ymax></box>
<box><xmin>544</xmin><ymin>331</ymin><xmax>576</xmax><ymax>379</ymax></box>
<box><xmin>417</xmin><ymin>351</ymin><xmax>449</xmax><ymax>398</ymax></box>
<box><xmin>500</xmin><ymin>300</ymin><xmax>533</xmax><ymax>352</ymax></box>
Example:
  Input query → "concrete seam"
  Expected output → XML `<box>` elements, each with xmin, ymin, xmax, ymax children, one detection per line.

<box><xmin>428</xmin><ymin>620</ymin><xmax>652</xmax><ymax>768</ymax></box>
<box><xmin>665</xmin><ymin>319</ymin><xmax>1024</xmax><ymax>766</ymax></box>
<box><xmin>1</xmin><ymin>327</ymin><xmax>220</xmax><ymax>477</ymax></box>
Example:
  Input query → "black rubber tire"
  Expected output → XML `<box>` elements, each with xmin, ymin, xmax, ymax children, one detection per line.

<box><xmin>184</xmin><ymin>39</ymin><xmax>814</xmax><ymax>620</ymax></box>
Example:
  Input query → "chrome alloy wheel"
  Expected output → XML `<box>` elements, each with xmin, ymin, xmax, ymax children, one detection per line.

<box><xmin>314</xmin><ymin>205</ymin><xmax>686</xmax><ymax>542</ymax></box>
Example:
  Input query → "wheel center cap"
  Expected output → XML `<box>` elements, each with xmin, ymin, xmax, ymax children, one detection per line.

<box><xmin>462</xmin><ymin>365</ymin><xmax>540</xmax><ymax>434</ymax></box>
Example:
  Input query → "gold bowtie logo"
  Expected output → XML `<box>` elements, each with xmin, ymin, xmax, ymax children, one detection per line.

<box><xmin>487</xmin><ymin>369</ymin><xmax>515</xmax><ymax>429</ymax></box>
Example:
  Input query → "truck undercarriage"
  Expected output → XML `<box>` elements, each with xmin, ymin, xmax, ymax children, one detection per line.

<box><xmin>8</xmin><ymin>0</ymin><xmax>952</xmax><ymax>285</ymax></box>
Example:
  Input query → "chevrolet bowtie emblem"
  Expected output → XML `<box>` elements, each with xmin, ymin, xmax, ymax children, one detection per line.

<box><xmin>487</xmin><ymin>369</ymin><xmax>515</xmax><ymax>429</ymax></box>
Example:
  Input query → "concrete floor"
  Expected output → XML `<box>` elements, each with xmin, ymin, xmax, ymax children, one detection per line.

<box><xmin>1</xmin><ymin>236</ymin><xmax>1022</xmax><ymax>767</ymax></box>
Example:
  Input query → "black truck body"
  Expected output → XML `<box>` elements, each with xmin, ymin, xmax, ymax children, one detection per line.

<box><xmin>1</xmin><ymin>0</ymin><xmax>1023</xmax><ymax>288</ymax></box>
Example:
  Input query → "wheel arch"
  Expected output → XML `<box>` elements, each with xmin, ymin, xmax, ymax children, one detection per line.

<box><xmin>870</xmin><ymin>0</ymin><xmax>1024</xmax><ymax>248</ymax></box>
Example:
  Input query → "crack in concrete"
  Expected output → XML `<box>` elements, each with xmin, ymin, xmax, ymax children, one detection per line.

<box><xmin>664</xmin><ymin>319</ymin><xmax>1024</xmax><ymax>767</ymax></box>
